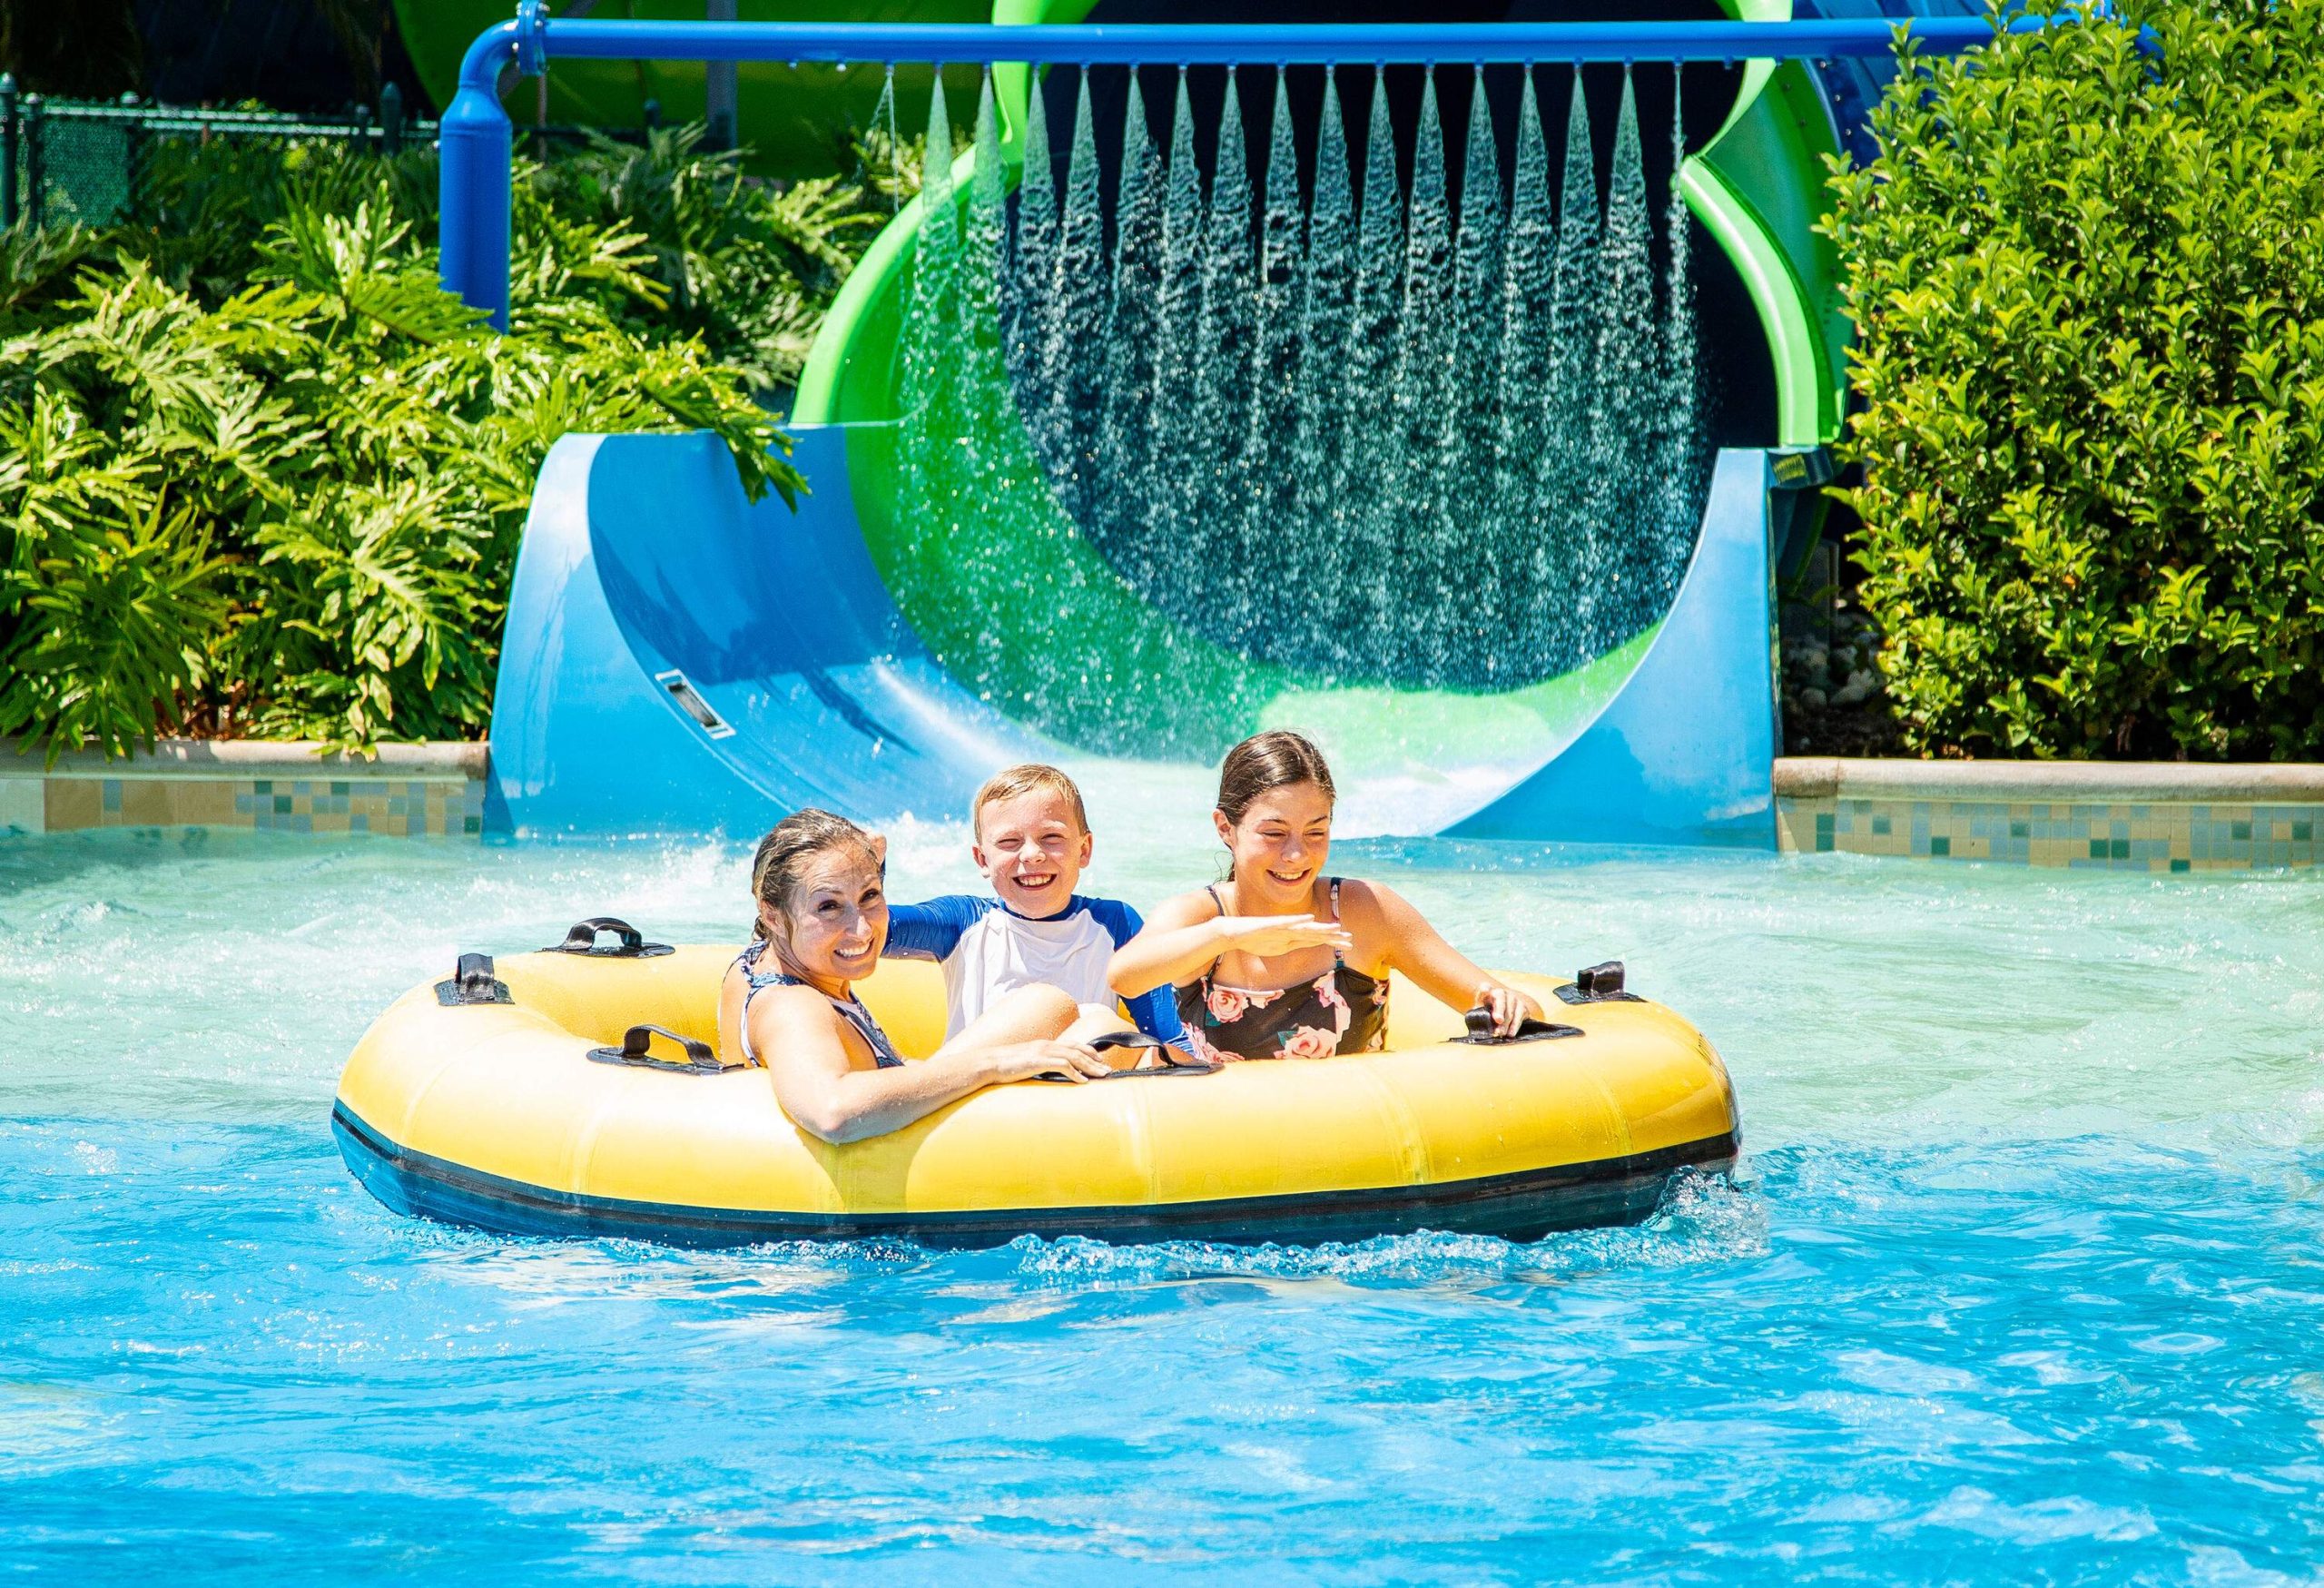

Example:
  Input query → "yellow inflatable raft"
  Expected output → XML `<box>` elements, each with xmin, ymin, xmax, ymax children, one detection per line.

<box><xmin>332</xmin><ymin>920</ymin><xmax>1740</xmax><ymax>1248</ymax></box>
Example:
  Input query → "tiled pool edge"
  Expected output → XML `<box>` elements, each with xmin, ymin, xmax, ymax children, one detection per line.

<box><xmin>1774</xmin><ymin>757</ymin><xmax>2324</xmax><ymax>872</ymax></box>
<box><xmin>0</xmin><ymin>740</ymin><xmax>487</xmax><ymax>839</ymax></box>
<box><xmin>8</xmin><ymin>744</ymin><xmax>2322</xmax><ymax>870</ymax></box>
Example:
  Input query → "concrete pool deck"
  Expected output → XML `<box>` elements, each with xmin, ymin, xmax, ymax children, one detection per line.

<box><xmin>6</xmin><ymin>740</ymin><xmax>2324</xmax><ymax>871</ymax></box>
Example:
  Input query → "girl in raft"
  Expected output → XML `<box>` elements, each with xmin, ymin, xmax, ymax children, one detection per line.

<box><xmin>1108</xmin><ymin>731</ymin><xmax>1550</xmax><ymax>1062</ymax></box>
<box><xmin>717</xmin><ymin>809</ymin><xmax>1117</xmax><ymax>1143</ymax></box>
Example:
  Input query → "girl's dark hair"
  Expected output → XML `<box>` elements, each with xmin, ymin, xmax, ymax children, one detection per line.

<box><xmin>1216</xmin><ymin>730</ymin><xmax>1336</xmax><ymax>826</ymax></box>
<box><xmin>749</xmin><ymin>808</ymin><xmax>880</xmax><ymax>935</ymax></box>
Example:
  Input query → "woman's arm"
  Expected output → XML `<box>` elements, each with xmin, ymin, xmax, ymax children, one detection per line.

<box><xmin>1341</xmin><ymin>880</ymin><xmax>1548</xmax><ymax>1037</ymax></box>
<box><xmin>1108</xmin><ymin>891</ymin><xmax>1354</xmax><ymax>998</ymax></box>
<box><xmin>751</xmin><ymin>985</ymin><xmax>1109</xmax><ymax>1144</ymax></box>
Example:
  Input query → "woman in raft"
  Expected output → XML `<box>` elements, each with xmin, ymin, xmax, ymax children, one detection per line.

<box><xmin>1108</xmin><ymin>730</ymin><xmax>1550</xmax><ymax>1061</ymax></box>
<box><xmin>716</xmin><ymin>809</ymin><xmax>1118</xmax><ymax>1143</ymax></box>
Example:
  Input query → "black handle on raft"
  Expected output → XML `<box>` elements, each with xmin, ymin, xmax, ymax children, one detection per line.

<box><xmin>1554</xmin><ymin>960</ymin><xmax>1644</xmax><ymax>1005</ymax></box>
<box><xmin>1033</xmin><ymin>1031</ymin><xmax>1222</xmax><ymax>1081</ymax></box>
<box><xmin>1455</xmin><ymin>1007</ymin><xmax>1583</xmax><ymax>1044</ymax></box>
<box><xmin>547</xmin><ymin>917</ymin><xmax>675</xmax><ymax>958</ymax></box>
<box><xmin>586</xmin><ymin>1023</ymin><xmax>734</xmax><ymax>1074</ymax></box>
<box><xmin>434</xmin><ymin>952</ymin><xmax>512</xmax><ymax>1006</ymax></box>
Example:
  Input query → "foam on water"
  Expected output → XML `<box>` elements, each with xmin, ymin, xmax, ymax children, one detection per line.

<box><xmin>4</xmin><ymin>824</ymin><xmax>2323</xmax><ymax>1579</ymax></box>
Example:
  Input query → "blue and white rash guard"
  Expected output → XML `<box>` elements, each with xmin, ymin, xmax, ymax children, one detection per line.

<box><xmin>884</xmin><ymin>894</ymin><xmax>1189</xmax><ymax>1051</ymax></box>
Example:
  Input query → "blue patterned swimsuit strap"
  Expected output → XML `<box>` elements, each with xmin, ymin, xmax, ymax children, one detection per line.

<box><xmin>734</xmin><ymin>940</ymin><xmax>905</xmax><ymax>1069</ymax></box>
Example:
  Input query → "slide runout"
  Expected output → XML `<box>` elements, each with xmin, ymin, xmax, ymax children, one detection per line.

<box><xmin>488</xmin><ymin>427</ymin><xmax>1050</xmax><ymax>838</ymax></box>
<box><xmin>489</xmin><ymin>428</ymin><xmax>1780</xmax><ymax>844</ymax></box>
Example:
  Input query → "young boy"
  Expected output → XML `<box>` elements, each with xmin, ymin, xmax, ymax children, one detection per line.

<box><xmin>883</xmin><ymin>764</ymin><xmax>1189</xmax><ymax>1053</ymax></box>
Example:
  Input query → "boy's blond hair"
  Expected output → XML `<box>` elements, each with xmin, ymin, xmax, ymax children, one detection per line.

<box><xmin>971</xmin><ymin>764</ymin><xmax>1089</xmax><ymax>837</ymax></box>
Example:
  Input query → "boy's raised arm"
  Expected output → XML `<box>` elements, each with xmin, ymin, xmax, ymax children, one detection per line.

<box><xmin>881</xmin><ymin>894</ymin><xmax>991</xmax><ymax>961</ymax></box>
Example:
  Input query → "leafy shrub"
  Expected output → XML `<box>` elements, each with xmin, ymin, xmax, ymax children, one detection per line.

<box><xmin>1</xmin><ymin>123</ymin><xmax>888</xmax><ymax>759</ymax></box>
<box><xmin>1825</xmin><ymin>0</ymin><xmax>2324</xmax><ymax>759</ymax></box>
<box><xmin>525</xmin><ymin>125</ymin><xmax>885</xmax><ymax>391</ymax></box>
<box><xmin>0</xmin><ymin>150</ymin><xmax>814</xmax><ymax>757</ymax></box>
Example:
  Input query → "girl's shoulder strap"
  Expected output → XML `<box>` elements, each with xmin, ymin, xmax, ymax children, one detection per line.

<box><xmin>1193</xmin><ymin>883</ymin><xmax>1231</xmax><ymax>985</ymax></box>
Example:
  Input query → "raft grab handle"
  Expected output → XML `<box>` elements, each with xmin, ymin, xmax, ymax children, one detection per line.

<box><xmin>1554</xmin><ymin>961</ymin><xmax>1644</xmax><ymax>1005</ymax></box>
<box><xmin>547</xmin><ymin>917</ymin><xmax>675</xmax><ymax>958</ymax></box>
<box><xmin>1456</xmin><ymin>1008</ymin><xmax>1584</xmax><ymax>1044</ymax></box>
<box><xmin>587</xmin><ymin>1023</ymin><xmax>747</xmax><ymax>1074</ymax></box>
<box><xmin>435</xmin><ymin>952</ymin><xmax>512</xmax><ymax>1006</ymax></box>
<box><xmin>1035</xmin><ymin>1031</ymin><xmax>1222</xmax><ymax>1081</ymax></box>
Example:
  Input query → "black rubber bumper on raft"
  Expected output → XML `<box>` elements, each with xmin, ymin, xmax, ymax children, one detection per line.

<box><xmin>332</xmin><ymin>1102</ymin><xmax>1739</xmax><ymax>1250</ymax></box>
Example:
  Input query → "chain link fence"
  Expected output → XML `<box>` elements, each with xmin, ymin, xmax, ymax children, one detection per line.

<box><xmin>0</xmin><ymin>74</ymin><xmax>437</xmax><ymax>232</ymax></box>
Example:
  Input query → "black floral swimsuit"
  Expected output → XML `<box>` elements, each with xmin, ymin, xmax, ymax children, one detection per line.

<box><xmin>1175</xmin><ymin>879</ymin><xmax>1389</xmax><ymax>1062</ymax></box>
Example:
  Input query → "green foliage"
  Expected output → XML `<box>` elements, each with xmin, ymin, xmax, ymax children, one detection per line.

<box><xmin>1827</xmin><ymin>0</ymin><xmax>2324</xmax><ymax>758</ymax></box>
<box><xmin>0</xmin><ymin>123</ymin><xmax>882</xmax><ymax>760</ymax></box>
<box><xmin>522</xmin><ymin>124</ymin><xmax>884</xmax><ymax>390</ymax></box>
<box><xmin>0</xmin><ymin>124</ymin><xmax>842</xmax><ymax>760</ymax></box>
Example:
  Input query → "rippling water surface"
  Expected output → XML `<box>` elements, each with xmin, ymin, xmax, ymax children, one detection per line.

<box><xmin>3</xmin><ymin>815</ymin><xmax>2321</xmax><ymax>1583</ymax></box>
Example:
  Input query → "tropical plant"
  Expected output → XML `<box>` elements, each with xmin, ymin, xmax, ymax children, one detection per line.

<box><xmin>523</xmin><ymin>124</ymin><xmax>885</xmax><ymax>389</ymax></box>
<box><xmin>0</xmin><ymin>110</ymin><xmax>896</xmax><ymax>760</ymax></box>
<box><xmin>1825</xmin><ymin>0</ymin><xmax>2324</xmax><ymax>758</ymax></box>
<box><xmin>0</xmin><ymin>159</ymin><xmax>797</xmax><ymax>760</ymax></box>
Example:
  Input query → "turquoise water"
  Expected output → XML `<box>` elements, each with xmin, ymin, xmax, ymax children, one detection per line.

<box><xmin>5</xmin><ymin>819</ymin><xmax>2323</xmax><ymax>1582</ymax></box>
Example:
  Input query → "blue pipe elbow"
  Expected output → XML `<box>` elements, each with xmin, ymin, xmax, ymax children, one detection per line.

<box><xmin>439</xmin><ymin>20</ymin><xmax>518</xmax><ymax>331</ymax></box>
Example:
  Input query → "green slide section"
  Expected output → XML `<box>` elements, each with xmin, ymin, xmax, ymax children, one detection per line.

<box><xmin>794</xmin><ymin>0</ymin><xmax>1848</xmax><ymax>439</ymax></box>
<box><xmin>776</xmin><ymin>0</ymin><xmax>1839</xmax><ymax>784</ymax></box>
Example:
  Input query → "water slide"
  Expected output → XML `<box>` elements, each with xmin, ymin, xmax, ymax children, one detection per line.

<box><xmin>463</xmin><ymin>3</ymin><xmax>1955</xmax><ymax>843</ymax></box>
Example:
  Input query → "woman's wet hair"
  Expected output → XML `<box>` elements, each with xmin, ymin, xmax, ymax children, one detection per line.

<box><xmin>1216</xmin><ymin>731</ymin><xmax>1336</xmax><ymax>827</ymax></box>
<box><xmin>749</xmin><ymin>808</ymin><xmax>880</xmax><ymax>935</ymax></box>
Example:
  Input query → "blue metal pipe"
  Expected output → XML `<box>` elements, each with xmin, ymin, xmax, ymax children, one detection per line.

<box><xmin>439</xmin><ymin>10</ymin><xmax>2062</xmax><ymax>324</ymax></box>
<box><xmin>443</xmin><ymin>20</ymin><xmax>519</xmax><ymax>329</ymax></box>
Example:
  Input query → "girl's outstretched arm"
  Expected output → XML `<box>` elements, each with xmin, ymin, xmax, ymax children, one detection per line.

<box><xmin>1343</xmin><ymin>880</ymin><xmax>1548</xmax><ymax>1037</ymax></box>
<box><xmin>1108</xmin><ymin>891</ymin><xmax>1354</xmax><ymax>998</ymax></box>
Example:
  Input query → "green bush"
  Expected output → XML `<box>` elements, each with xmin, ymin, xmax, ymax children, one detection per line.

<box><xmin>1825</xmin><ymin>0</ymin><xmax>2324</xmax><ymax>759</ymax></box>
<box><xmin>0</xmin><ymin>125</ymin><xmax>889</xmax><ymax>760</ymax></box>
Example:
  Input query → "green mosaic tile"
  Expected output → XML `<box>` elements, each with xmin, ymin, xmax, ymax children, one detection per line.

<box><xmin>2171</xmin><ymin>857</ymin><xmax>2191</xmax><ymax>873</ymax></box>
<box><xmin>2298</xmin><ymin>822</ymin><xmax>2313</xmax><ymax>843</ymax></box>
<box><xmin>272</xmin><ymin>794</ymin><xmax>291</xmax><ymax>814</ymax></box>
<box><xmin>1871</xmin><ymin>814</ymin><xmax>1892</xmax><ymax>836</ymax></box>
<box><xmin>2111</xmin><ymin>838</ymin><xmax>2130</xmax><ymax>860</ymax></box>
<box><xmin>2010</xmin><ymin>820</ymin><xmax>2030</xmax><ymax>838</ymax></box>
<box><xmin>1930</xmin><ymin>836</ymin><xmax>1951</xmax><ymax>857</ymax></box>
<box><xmin>2089</xmin><ymin>839</ymin><xmax>2109</xmax><ymax>859</ymax></box>
<box><xmin>2232</xmin><ymin>820</ymin><xmax>2252</xmax><ymax>841</ymax></box>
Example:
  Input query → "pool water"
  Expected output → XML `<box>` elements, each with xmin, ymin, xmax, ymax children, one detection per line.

<box><xmin>4</xmin><ymin>815</ymin><xmax>2322</xmax><ymax>1583</ymax></box>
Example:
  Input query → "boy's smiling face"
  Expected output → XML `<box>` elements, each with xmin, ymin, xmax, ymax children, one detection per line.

<box><xmin>972</xmin><ymin>788</ymin><xmax>1091</xmax><ymax>918</ymax></box>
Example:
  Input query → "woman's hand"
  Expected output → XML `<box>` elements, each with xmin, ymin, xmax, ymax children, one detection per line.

<box><xmin>1215</xmin><ymin>913</ymin><xmax>1354</xmax><ymax>958</ymax></box>
<box><xmin>983</xmin><ymin>1038</ymin><xmax>1113</xmax><ymax>1084</ymax></box>
<box><xmin>1474</xmin><ymin>980</ymin><xmax>1548</xmax><ymax>1038</ymax></box>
